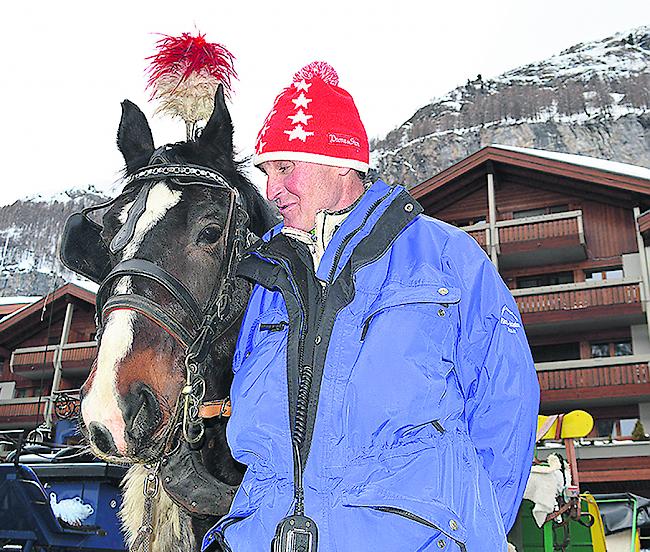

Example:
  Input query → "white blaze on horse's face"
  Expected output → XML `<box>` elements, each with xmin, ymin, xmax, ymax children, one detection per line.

<box><xmin>81</xmin><ymin>182</ymin><xmax>182</xmax><ymax>456</ymax></box>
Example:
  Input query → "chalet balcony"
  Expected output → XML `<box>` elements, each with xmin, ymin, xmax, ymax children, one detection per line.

<box><xmin>10</xmin><ymin>341</ymin><xmax>97</xmax><ymax>380</ymax></box>
<box><xmin>462</xmin><ymin>210</ymin><xmax>587</xmax><ymax>268</ymax></box>
<box><xmin>512</xmin><ymin>278</ymin><xmax>644</xmax><ymax>334</ymax></box>
<box><xmin>0</xmin><ymin>388</ymin><xmax>80</xmax><ymax>430</ymax></box>
<box><xmin>0</xmin><ymin>397</ymin><xmax>48</xmax><ymax>428</ymax></box>
<box><xmin>536</xmin><ymin>441</ymin><xmax>650</xmax><ymax>485</ymax></box>
<box><xmin>537</xmin><ymin>354</ymin><xmax>650</xmax><ymax>408</ymax></box>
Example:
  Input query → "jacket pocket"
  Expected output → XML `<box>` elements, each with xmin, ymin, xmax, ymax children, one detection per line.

<box><xmin>342</xmin><ymin>485</ymin><xmax>467</xmax><ymax>551</ymax></box>
<box><xmin>360</xmin><ymin>284</ymin><xmax>461</xmax><ymax>342</ymax></box>
<box><xmin>233</xmin><ymin>309</ymin><xmax>288</xmax><ymax>373</ymax></box>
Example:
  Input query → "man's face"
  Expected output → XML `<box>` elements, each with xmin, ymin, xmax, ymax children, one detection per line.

<box><xmin>260</xmin><ymin>160</ymin><xmax>344</xmax><ymax>231</ymax></box>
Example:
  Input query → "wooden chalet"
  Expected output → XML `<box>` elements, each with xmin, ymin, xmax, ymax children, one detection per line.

<box><xmin>412</xmin><ymin>144</ymin><xmax>650</xmax><ymax>496</ymax></box>
<box><xmin>0</xmin><ymin>283</ymin><xmax>97</xmax><ymax>436</ymax></box>
<box><xmin>3</xmin><ymin>144</ymin><xmax>650</xmax><ymax>493</ymax></box>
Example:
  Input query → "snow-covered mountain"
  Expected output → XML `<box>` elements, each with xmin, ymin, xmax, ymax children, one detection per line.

<box><xmin>372</xmin><ymin>26</ymin><xmax>650</xmax><ymax>187</ymax></box>
<box><xmin>0</xmin><ymin>185</ymin><xmax>109</xmax><ymax>296</ymax></box>
<box><xmin>2</xmin><ymin>26</ymin><xmax>650</xmax><ymax>296</ymax></box>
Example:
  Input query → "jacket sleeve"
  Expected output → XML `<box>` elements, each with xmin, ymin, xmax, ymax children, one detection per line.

<box><xmin>442</xmin><ymin>229</ymin><xmax>539</xmax><ymax>532</ymax></box>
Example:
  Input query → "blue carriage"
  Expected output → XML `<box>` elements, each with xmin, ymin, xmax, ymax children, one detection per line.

<box><xmin>0</xmin><ymin>432</ymin><xmax>127</xmax><ymax>552</ymax></box>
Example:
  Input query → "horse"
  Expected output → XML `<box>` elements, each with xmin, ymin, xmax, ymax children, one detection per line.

<box><xmin>62</xmin><ymin>86</ymin><xmax>277</xmax><ymax>552</ymax></box>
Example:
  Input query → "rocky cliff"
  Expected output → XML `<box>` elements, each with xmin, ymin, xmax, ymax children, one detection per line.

<box><xmin>372</xmin><ymin>26</ymin><xmax>650</xmax><ymax>187</ymax></box>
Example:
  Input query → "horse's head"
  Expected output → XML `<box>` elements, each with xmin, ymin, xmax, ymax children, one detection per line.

<box><xmin>75</xmin><ymin>87</ymin><xmax>275</xmax><ymax>463</ymax></box>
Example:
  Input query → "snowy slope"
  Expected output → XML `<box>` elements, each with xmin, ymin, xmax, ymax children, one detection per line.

<box><xmin>373</xmin><ymin>26</ymin><xmax>650</xmax><ymax>187</ymax></box>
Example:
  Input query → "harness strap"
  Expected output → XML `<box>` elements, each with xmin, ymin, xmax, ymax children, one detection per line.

<box><xmin>102</xmin><ymin>294</ymin><xmax>194</xmax><ymax>348</ymax></box>
<box><xmin>199</xmin><ymin>398</ymin><xmax>232</xmax><ymax>419</ymax></box>
<box><xmin>98</xmin><ymin>258</ymin><xmax>203</xmax><ymax>330</ymax></box>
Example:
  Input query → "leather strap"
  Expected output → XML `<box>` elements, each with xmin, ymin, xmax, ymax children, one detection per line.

<box><xmin>554</xmin><ymin>413</ymin><xmax>565</xmax><ymax>440</ymax></box>
<box><xmin>98</xmin><ymin>258</ymin><xmax>203</xmax><ymax>329</ymax></box>
<box><xmin>199</xmin><ymin>398</ymin><xmax>232</xmax><ymax>419</ymax></box>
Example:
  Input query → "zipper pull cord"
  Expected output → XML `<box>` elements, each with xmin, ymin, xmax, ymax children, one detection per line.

<box><xmin>292</xmin><ymin>364</ymin><xmax>313</xmax><ymax>516</ymax></box>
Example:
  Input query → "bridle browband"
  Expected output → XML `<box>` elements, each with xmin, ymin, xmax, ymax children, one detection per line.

<box><xmin>68</xmin><ymin>160</ymin><xmax>255</xmax><ymax>456</ymax></box>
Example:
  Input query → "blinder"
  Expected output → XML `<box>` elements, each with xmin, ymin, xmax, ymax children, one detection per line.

<box><xmin>60</xmin><ymin>205</ymin><xmax>114</xmax><ymax>284</ymax></box>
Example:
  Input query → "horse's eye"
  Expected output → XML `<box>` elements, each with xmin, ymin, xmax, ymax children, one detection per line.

<box><xmin>197</xmin><ymin>225</ymin><xmax>223</xmax><ymax>245</ymax></box>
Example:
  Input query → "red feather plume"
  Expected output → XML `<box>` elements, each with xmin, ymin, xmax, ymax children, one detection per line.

<box><xmin>145</xmin><ymin>31</ymin><xmax>237</xmax><ymax>136</ymax></box>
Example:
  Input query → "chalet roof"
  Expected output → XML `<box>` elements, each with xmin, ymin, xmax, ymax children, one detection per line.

<box><xmin>0</xmin><ymin>283</ymin><xmax>96</xmax><ymax>351</ymax></box>
<box><xmin>0</xmin><ymin>297</ymin><xmax>39</xmax><ymax>317</ymax></box>
<box><xmin>411</xmin><ymin>145</ymin><xmax>650</xmax><ymax>214</ymax></box>
<box><xmin>0</xmin><ymin>297</ymin><xmax>40</xmax><ymax>306</ymax></box>
<box><xmin>492</xmin><ymin>145</ymin><xmax>650</xmax><ymax>182</ymax></box>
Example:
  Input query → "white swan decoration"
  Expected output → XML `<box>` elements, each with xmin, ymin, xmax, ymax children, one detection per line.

<box><xmin>49</xmin><ymin>492</ymin><xmax>94</xmax><ymax>526</ymax></box>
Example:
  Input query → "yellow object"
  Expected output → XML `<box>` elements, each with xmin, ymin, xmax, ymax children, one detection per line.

<box><xmin>537</xmin><ymin>410</ymin><xmax>594</xmax><ymax>440</ymax></box>
<box><xmin>582</xmin><ymin>493</ymin><xmax>607</xmax><ymax>552</ymax></box>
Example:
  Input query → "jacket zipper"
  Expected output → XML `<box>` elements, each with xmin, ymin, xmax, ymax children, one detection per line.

<box><xmin>367</xmin><ymin>506</ymin><xmax>466</xmax><ymax>551</ymax></box>
<box><xmin>260</xmin><ymin>321</ymin><xmax>288</xmax><ymax>332</ymax></box>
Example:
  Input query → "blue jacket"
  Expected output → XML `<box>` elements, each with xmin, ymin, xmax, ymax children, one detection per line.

<box><xmin>203</xmin><ymin>180</ymin><xmax>539</xmax><ymax>552</ymax></box>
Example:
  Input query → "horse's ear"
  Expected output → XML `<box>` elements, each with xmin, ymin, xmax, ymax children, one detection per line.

<box><xmin>198</xmin><ymin>85</ymin><xmax>233</xmax><ymax>156</ymax></box>
<box><xmin>117</xmin><ymin>100</ymin><xmax>155</xmax><ymax>174</ymax></box>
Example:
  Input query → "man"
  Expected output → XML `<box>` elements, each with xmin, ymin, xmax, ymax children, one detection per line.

<box><xmin>202</xmin><ymin>61</ymin><xmax>539</xmax><ymax>552</ymax></box>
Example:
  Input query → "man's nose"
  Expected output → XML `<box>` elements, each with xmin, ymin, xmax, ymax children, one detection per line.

<box><xmin>266</xmin><ymin>175</ymin><xmax>281</xmax><ymax>202</ymax></box>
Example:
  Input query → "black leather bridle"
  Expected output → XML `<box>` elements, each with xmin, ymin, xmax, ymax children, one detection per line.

<box><xmin>61</xmin><ymin>161</ymin><xmax>254</xmax><ymax>449</ymax></box>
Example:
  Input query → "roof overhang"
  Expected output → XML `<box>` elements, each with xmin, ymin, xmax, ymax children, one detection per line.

<box><xmin>0</xmin><ymin>283</ymin><xmax>96</xmax><ymax>349</ymax></box>
<box><xmin>411</xmin><ymin>146</ymin><xmax>650</xmax><ymax>214</ymax></box>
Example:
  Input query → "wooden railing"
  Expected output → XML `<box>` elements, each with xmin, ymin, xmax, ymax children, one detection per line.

<box><xmin>512</xmin><ymin>278</ymin><xmax>642</xmax><ymax>315</ymax></box>
<box><xmin>498</xmin><ymin>210</ymin><xmax>584</xmax><ymax>245</ymax></box>
<box><xmin>461</xmin><ymin>210</ymin><xmax>584</xmax><ymax>252</ymax></box>
<box><xmin>0</xmin><ymin>397</ymin><xmax>48</xmax><ymax>421</ymax></box>
<box><xmin>461</xmin><ymin>223</ymin><xmax>489</xmax><ymax>249</ymax></box>
<box><xmin>10</xmin><ymin>341</ymin><xmax>97</xmax><ymax>371</ymax></box>
<box><xmin>539</xmin><ymin>363</ymin><xmax>650</xmax><ymax>391</ymax></box>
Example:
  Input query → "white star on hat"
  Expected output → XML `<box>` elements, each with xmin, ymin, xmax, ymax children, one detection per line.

<box><xmin>292</xmin><ymin>93</ymin><xmax>312</xmax><ymax>110</ymax></box>
<box><xmin>284</xmin><ymin>125</ymin><xmax>314</xmax><ymax>142</ymax></box>
<box><xmin>288</xmin><ymin>110</ymin><xmax>312</xmax><ymax>125</ymax></box>
<box><xmin>294</xmin><ymin>80</ymin><xmax>312</xmax><ymax>92</ymax></box>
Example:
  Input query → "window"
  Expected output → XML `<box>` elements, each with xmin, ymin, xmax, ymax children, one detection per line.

<box><xmin>517</xmin><ymin>271</ymin><xmax>574</xmax><ymax>289</ymax></box>
<box><xmin>592</xmin><ymin>418</ymin><xmax>639</xmax><ymax>439</ymax></box>
<box><xmin>14</xmin><ymin>388</ymin><xmax>28</xmax><ymax>398</ymax></box>
<box><xmin>513</xmin><ymin>205</ymin><xmax>569</xmax><ymax>219</ymax></box>
<box><xmin>590</xmin><ymin>343</ymin><xmax>610</xmax><ymax>358</ymax></box>
<box><xmin>585</xmin><ymin>267</ymin><xmax>624</xmax><ymax>281</ymax></box>
<box><xmin>590</xmin><ymin>340</ymin><xmax>632</xmax><ymax>358</ymax></box>
<box><xmin>615</xmin><ymin>341</ymin><xmax>633</xmax><ymax>356</ymax></box>
<box><xmin>530</xmin><ymin>342</ymin><xmax>580</xmax><ymax>363</ymax></box>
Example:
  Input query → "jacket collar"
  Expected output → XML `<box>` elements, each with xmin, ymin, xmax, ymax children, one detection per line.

<box><xmin>247</xmin><ymin>180</ymin><xmax>420</xmax><ymax>283</ymax></box>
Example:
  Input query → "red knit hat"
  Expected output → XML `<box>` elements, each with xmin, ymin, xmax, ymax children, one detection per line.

<box><xmin>254</xmin><ymin>61</ymin><xmax>369</xmax><ymax>172</ymax></box>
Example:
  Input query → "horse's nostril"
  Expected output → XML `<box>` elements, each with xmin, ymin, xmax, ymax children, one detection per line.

<box><xmin>124</xmin><ymin>383</ymin><xmax>163</xmax><ymax>442</ymax></box>
<box><xmin>88</xmin><ymin>422</ymin><xmax>119</xmax><ymax>455</ymax></box>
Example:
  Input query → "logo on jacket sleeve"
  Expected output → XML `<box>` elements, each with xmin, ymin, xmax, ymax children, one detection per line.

<box><xmin>499</xmin><ymin>305</ymin><xmax>521</xmax><ymax>334</ymax></box>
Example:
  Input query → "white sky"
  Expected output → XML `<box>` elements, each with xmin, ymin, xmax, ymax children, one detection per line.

<box><xmin>2</xmin><ymin>1</ymin><xmax>649</xmax><ymax>206</ymax></box>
